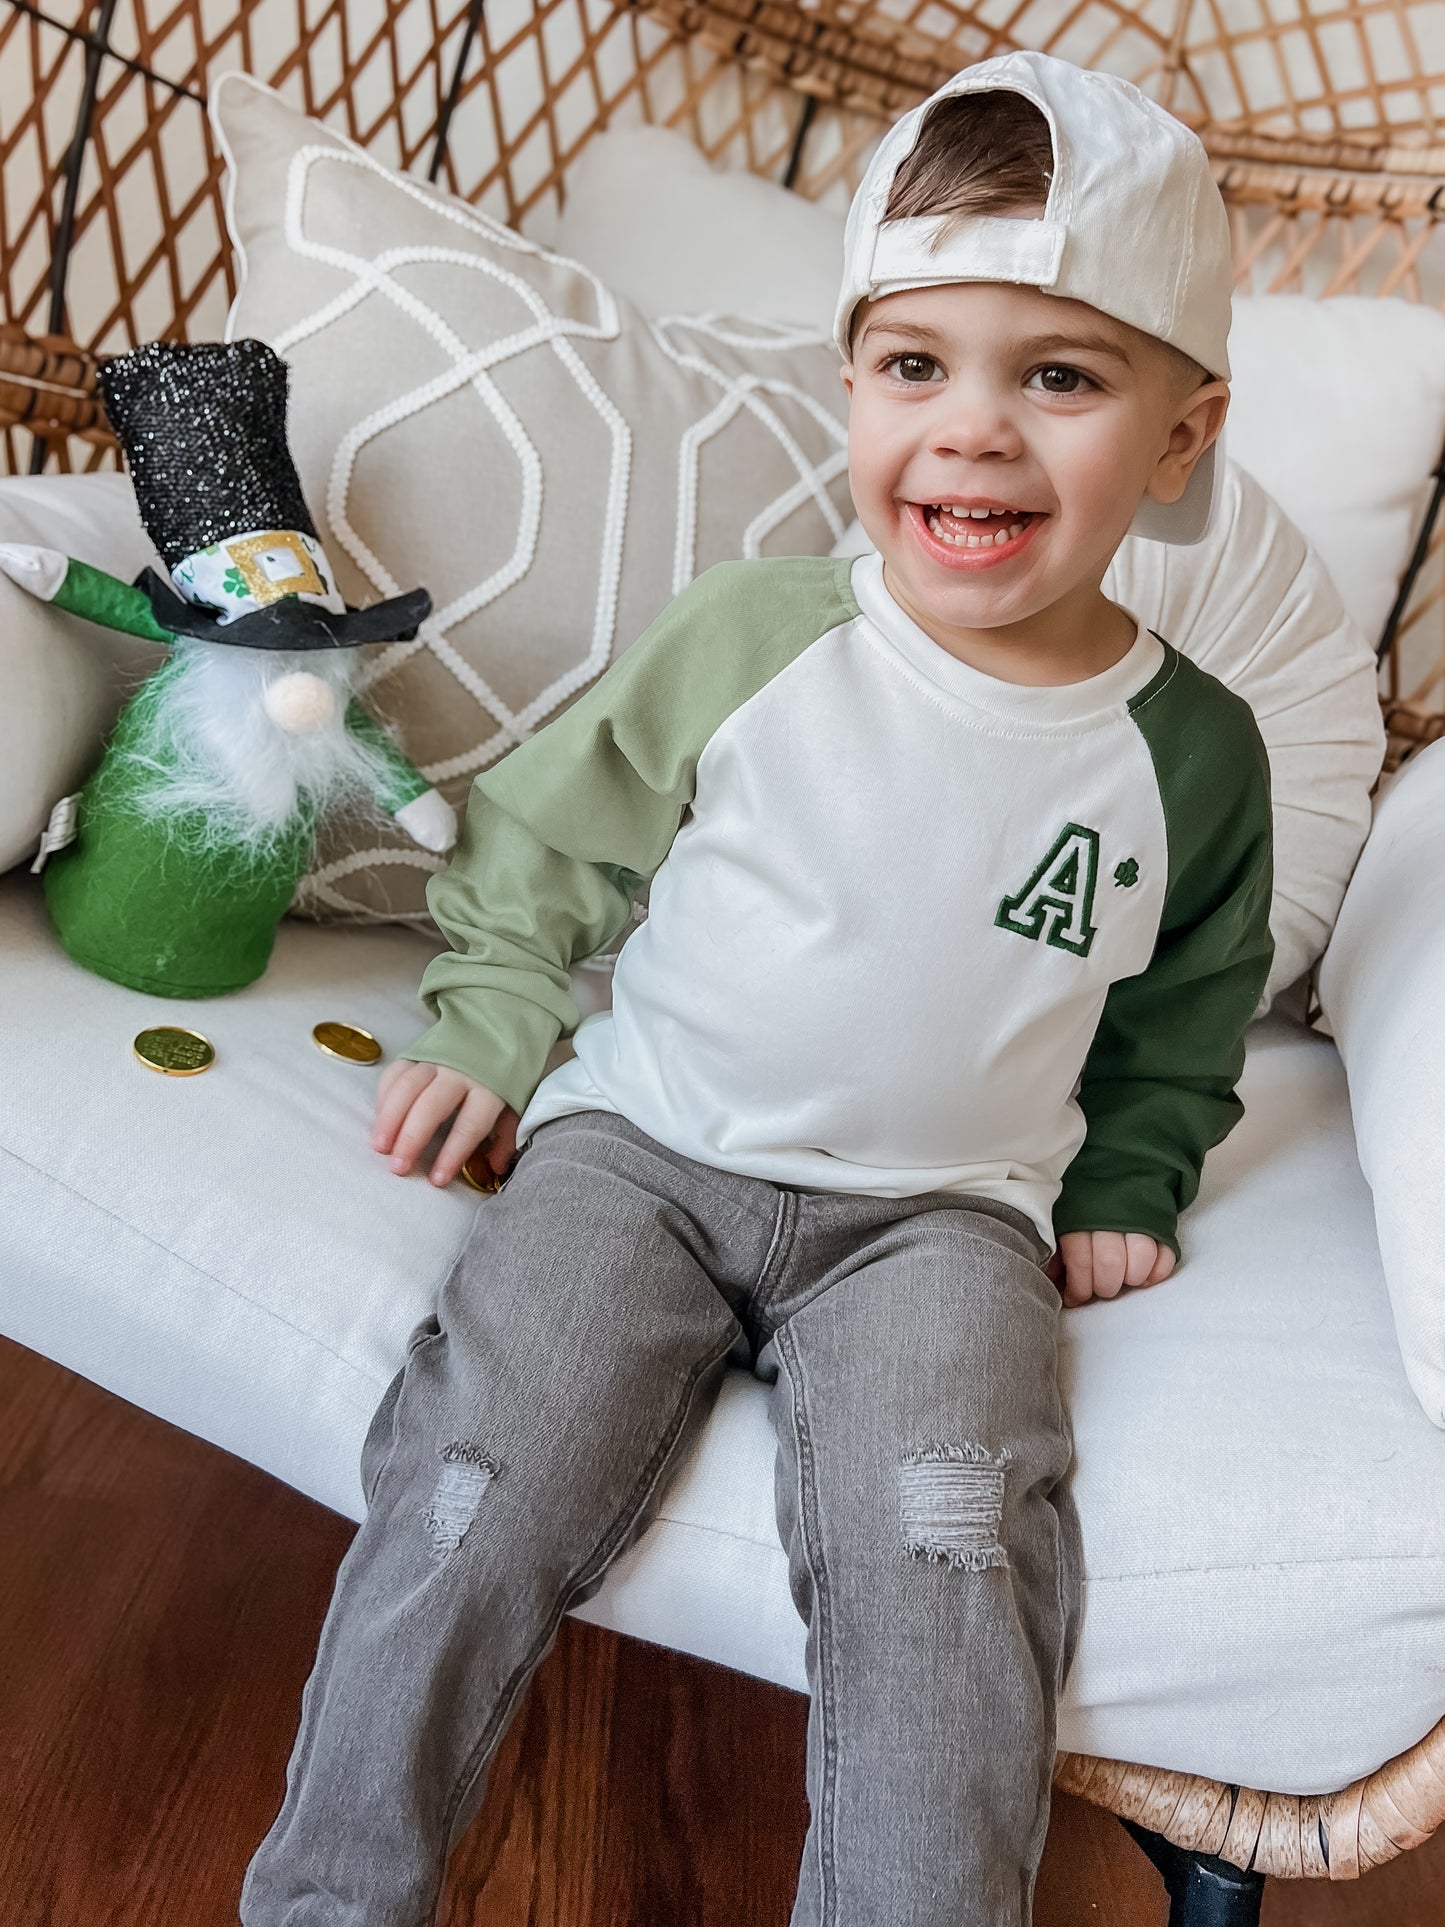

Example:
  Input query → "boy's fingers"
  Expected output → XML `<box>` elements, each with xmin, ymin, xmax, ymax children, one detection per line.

<box><xmin>1123</xmin><ymin>1232</ymin><xmax>1159</xmax><ymax>1288</ymax></box>
<box><xmin>1058</xmin><ymin>1233</ymin><xmax>1094</xmax><ymax>1307</ymax></box>
<box><xmin>372</xmin><ymin>1061</ymin><xmax>435</xmax><ymax>1151</ymax></box>
<box><xmin>484</xmin><ymin>1107</ymin><xmax>521</xmax><ymax>1178</ymax></box>
<box><xmin>430</xmin><ymin>1088</ymin><xmax>506</xmax><ymax>1187</ymax></box>
<box><xmin>376</xmin><ymin>1056</ymin><xmax>408</xmax><ymax>1099</ymax></box>
<box><xmin>1148</xmin><ymin>1244</ymin><xmax>1178</xmax><ymax>1286</ymax></box>
<box><xmin>388</xmin><ymin>1077</ymin><xmax>470</xmax><ymax>1174</ymax></box>
<box><xmin>1088</xmin><ymin>1231</ymin><xmax>1127</xmax><ymax>1299</ymax></box>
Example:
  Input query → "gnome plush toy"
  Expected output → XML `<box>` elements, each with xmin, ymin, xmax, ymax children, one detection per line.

<box><xmin>2</xmin><ymin>337</ymin><xmax>455</xmax><ymax>998</ymax></box>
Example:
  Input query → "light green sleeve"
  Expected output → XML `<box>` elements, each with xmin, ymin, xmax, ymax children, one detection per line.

<box><xmin>1052</xmin><ymin>647</ymin><xmax>1275</xmax><ymax>1262</ymax></box>
<box><xmin>344</xmin><ymin>701</ymin><xmax>431</xmax><ymax>814</ymax></box>
<box><xmin>401</xmin><ymin>556</ymin><xmax>858</xmax><ymax>1112</ymax></box>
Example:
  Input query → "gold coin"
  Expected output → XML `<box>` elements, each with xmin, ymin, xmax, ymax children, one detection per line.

<box><xmin>312</xmin><ymin>1021</ymin><xmax>383</xmax><ymax>1065</ymax></box>
<box><xmin>458</xmin><ymin>1148</ymin><xmax>502</xmax><ymax>1194</ymax></box>
<box><xmin>133</xmin><ymin>1026</ymin><xmax>215</xmax><ymax>1076</ymax></box>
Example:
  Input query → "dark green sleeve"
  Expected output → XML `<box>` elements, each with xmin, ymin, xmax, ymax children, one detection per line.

<box><xmin>1052</xmin><ymin>647</ymin><xmax>1275</xmax><ymax>1261</ymax></box>
<box><xmin>401</xmin><ymin>556</ymin><xmax>857</xmax><ymax>1112</ymax></box>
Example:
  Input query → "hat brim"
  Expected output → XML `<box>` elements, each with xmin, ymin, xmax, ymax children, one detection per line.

<box><xmin>138</xmin><ymin>569</ymin><xmax>431</xmax><ymax>648</ymax></box>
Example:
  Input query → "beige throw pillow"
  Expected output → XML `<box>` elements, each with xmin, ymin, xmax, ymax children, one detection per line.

<box><xmin>212</xmin><ymin>74</ymin><xmax>852</xmax><ymax>922</ymax></box>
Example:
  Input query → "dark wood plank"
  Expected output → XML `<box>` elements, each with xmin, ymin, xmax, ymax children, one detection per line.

<box><xmin>2</xmin><ymin>1334</ymin><xmax>1441</xmax><ymax>1925</ymax></box>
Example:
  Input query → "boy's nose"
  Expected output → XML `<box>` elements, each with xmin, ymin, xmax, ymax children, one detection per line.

<box><xmin>929</xmin><ymin>386</ymin><xmax>1025</xmax><ymax>463</ymax></box>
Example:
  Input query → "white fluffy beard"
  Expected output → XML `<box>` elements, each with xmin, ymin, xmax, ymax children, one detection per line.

<box><xmin>118</xmin><ymin>641</ymin><xmax>396</xmax><ymax>851</ymax></box>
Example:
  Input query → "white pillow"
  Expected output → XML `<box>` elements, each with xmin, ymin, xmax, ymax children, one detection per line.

<box><xmin>0</xmin><ymin>474</ymin><xmax>164</xmax><ymax>874</ymax></box>
<box><xmin>1318</xmin><ymin>738</ymin><xmax>1445</xmax><ymax>1428</ymax></box>
<box><xmin>833</xmin><ymin>460</ymin><xmax>1386</xmax><ymax>1017</ymax></box>
<box><xmin>553</xmin><ymin>126</ymin><xmax>846</xmax><ymax>334</ymax></box>
<box><xmin>557</xmin><ymin>126</ymin><xmax>1445</xmax><ymax>649</ymax></box>
<box><xmin>1225</xmin><ymin>294</ymin><xmax>1445</xmax><ymax>643</ymax></box>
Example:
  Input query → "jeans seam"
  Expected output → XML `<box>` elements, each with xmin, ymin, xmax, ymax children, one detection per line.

<box><xmin>776</xmin><ymin>1320</ymin><xmax>837</xmax><ymax>1926</ymax></box>
<box><xmin>752</xmin><ymin>1186</ymin><xmax>798</xmax><ymax>1313</ymax></box>
<box><xmin>428</xmin><ymin>1319</ymin><xmax>742</xmax><ymax>1908</ymax></box>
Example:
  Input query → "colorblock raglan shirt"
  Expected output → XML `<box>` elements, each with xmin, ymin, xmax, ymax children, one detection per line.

<box><xmin>403</xmin><ymin>551</ymin><xmax>1274</xmax><ymax>1260</ymax></box>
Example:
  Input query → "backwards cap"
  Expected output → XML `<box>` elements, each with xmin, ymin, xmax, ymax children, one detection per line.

<box><xmin>835</xmin><ymin>51</ymin><xmax>1233</xmax><ymax>545</ymax></box>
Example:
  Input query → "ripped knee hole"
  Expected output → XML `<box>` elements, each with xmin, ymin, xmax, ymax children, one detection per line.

<box><xmin>899</xmin><ymin>1441</ymin><xmax>1011</xmax><ymax>1572</ymax></box>
<box><xmin>422</xmin><ymin>1440</ymin><xmax>499</xmax><ymax>1558</ymax></box>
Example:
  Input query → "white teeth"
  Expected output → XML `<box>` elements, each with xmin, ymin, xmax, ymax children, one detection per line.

<box><xmin>924</xmin><ymin>507</ymin><xmax>1029</xmax><ymax>549</ymax></box>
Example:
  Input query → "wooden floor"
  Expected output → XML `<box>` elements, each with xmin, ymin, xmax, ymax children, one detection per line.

<box><xmin>3</xmin><ymin>1333</ymin><xmax>1442</xmax><ymax>1927</ymax></box>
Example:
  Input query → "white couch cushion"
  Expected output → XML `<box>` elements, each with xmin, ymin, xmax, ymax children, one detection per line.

<box><xmin>2</xmin><ymin>869</ymin><xmax>1441</xmax><ymax>1795</ymax></box>
<box><xmin>1319</xmin><ymin>739</ymin><xmax>1445</xmax><ymax>1429</ymax></box>
<box><xmin>0</xmin><ymin>474</ymin><xmax>164</xmax><ymax>874</ymax></box>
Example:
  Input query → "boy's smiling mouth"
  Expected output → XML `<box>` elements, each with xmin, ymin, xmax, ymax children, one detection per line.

<box><xmin>906</xmin><ymin>499</ymin><xmax>1046</xmax><ymax>570</ymax></box>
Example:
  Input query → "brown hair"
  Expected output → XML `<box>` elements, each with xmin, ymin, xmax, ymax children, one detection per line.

<box><xmin>884</xmin><ymin>91</ymin><xmax>1054</xmax><ymax>238</ymax></box>
<box><xmin>844</xmin><ymin>92</ymin><xmax>1053</xmax><ymax>356</ymax></box>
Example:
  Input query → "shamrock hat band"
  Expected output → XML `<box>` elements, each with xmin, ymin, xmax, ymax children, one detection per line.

<box><xmin>139</xmin><ymin>566</ymin><xmax>432</xmax><ymax>651</ymax></box>
<box><xmin>139</xmin><ymin>523</ymin><xmax>430</xmax><ymax>651</ymax></box>
<box><xmin>170</xmin><ymin>527</ymin><xmax>346</xmax><ymax>624</ymax></box>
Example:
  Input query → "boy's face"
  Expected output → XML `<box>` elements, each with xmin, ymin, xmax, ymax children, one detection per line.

<box><xmin>841</xmin><ymin>280</ymin><xmax>1228</xmax><ymax>647</ymax></box>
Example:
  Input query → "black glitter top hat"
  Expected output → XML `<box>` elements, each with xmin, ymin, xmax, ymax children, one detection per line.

<box><xmin>98</xmin><ymin>338</ymin><xmax>430</xmax><ymax>650</ymax></box>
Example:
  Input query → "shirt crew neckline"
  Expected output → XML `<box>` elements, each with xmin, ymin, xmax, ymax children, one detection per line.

<box><xmin>849</xmin><ymin>548</ymin><xmax>1166</xmax><ymax>727</ymax></box>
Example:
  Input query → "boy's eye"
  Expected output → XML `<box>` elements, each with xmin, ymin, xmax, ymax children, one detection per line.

<box><xmin>884</xmin><ymin>353</ymin><xmax>941</xmax><ymax>384</ymax></box>
<box><xmin>1029</xmin><ymin>364</ymin><xmax>1092</xmax><ymax>395</ymax></box>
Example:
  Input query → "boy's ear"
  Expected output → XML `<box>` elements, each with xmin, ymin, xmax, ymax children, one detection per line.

<box><xmin>1146</xmin><ymin>379</ymin><xmax>1230</xmax><ymax>508</ymax></box>
<box><xmin>839</xmin><ymin>362</ymin><xmax>854</xmax><ymax>395</ymax></box>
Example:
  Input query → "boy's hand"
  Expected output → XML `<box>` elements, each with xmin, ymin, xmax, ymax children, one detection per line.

<box><xmin>371</xmin><ymin>1059</ymin><xmax>515</xmax><ymax>1188</ymax></box>
<box><xmin>1045</xmin><ymin>1230</ymin><xmax>1176</xmax><ymax>1307</ymax></box>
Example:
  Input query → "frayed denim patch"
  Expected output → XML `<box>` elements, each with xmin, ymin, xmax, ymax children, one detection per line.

<box><xmin>423</xmin><ymin>1441</ymin><xmax>498</xmax><ymax>1559</ymax></box>
<box><xmin>899</xmin><ymin>1441</ymin><xmax>1011</xmax><ymax>1572</ymax></box>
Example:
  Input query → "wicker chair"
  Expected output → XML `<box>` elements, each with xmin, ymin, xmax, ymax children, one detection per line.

<box><xmin>3</xmin><ymin>0</ymin><xmax>1444</xmax><ymax>1919</ymax></box>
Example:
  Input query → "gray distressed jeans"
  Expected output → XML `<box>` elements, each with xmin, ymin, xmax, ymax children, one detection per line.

<box><xmin>240</xmin><ymin>1108</ymin><xmax>1084</xmax><ymax>1927</ymax></box>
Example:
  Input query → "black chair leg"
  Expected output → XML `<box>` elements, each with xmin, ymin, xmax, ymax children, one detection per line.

<box><xmin>1121</xmin><ymin>1818</ymin><xmax>1268</xmax><ymax>1927</ymax></box>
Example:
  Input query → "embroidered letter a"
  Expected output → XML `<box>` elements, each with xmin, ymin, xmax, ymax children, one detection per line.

<box><xmin>995</xmin><ymin>822</ymin><xmax>1100</xmax><ymax>958</ymax></box>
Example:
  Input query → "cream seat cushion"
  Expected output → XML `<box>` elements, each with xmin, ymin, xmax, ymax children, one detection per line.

<box><xmin>1319</xmin><ymin>740</ymin><xmax>1445</xmax><ymax>1427</ymax></box>
<box><xmin>2</xmin><ymin>868</ymin><xmax>1441</xmax><ymax>1797</ymax></box>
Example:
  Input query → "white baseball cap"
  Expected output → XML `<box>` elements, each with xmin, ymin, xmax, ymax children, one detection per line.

<box><xmin>835</xmin><ymin>51</ymin><xmax>1233</xmax><ymax>545</ymax></box>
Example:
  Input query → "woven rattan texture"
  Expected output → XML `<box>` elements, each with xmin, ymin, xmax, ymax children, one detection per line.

<box><xmin>1057</xmin><ymin>1716</ymin><xmax>1445</xmax><ymax>1880</ymax></box>
<box><xmin>3</xmin><ymin>0</ymin><xmax>1442</xmax><ymax>733</ymax></box>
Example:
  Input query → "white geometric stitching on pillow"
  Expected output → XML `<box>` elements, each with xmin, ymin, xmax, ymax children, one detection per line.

<box><xmin>217</xmin><ymin>123</ymin><xmax>851</xmax><ymax>922</ymax></box>
<box><xmin>271</xmin><ymin>146</ymin><xmax>631</xmax><ymax>780</ymax></box>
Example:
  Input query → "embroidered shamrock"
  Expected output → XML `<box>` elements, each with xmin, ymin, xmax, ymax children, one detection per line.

<box><xmin>1113</xmin><ymin>858</ymin><xmax>1140</xmax><ymax>888</ymax></box>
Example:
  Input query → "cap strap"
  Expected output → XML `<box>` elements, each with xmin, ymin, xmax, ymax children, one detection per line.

<box><xmin>869</xmin><ymin>214</ymin><xmax>1065</xmax><ymax>295</ymax></box>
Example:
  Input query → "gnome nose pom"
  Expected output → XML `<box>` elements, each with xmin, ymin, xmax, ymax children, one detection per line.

<box><xmin>263</xmin><ymin>669</ymin><xmax>337</xmax><ymax>733</ymax></box>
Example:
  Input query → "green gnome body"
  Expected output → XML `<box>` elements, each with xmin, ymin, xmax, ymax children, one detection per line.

<box><xmin>6</xmin><ymin>340</ymin><xmax>453</xmax><ymax>998</ymax></box>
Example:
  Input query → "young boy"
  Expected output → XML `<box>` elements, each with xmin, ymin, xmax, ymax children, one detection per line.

<box><xmin>242</xmin><ymin>49</ymin><xmax>1272</xmax><ymax>1927</ymax></box>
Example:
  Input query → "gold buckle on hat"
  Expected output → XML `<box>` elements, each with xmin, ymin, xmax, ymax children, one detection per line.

<box><xmin>222</xmin><ymin>530</ymin><xmax>325</xmax><ymax>606</ymax></box>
